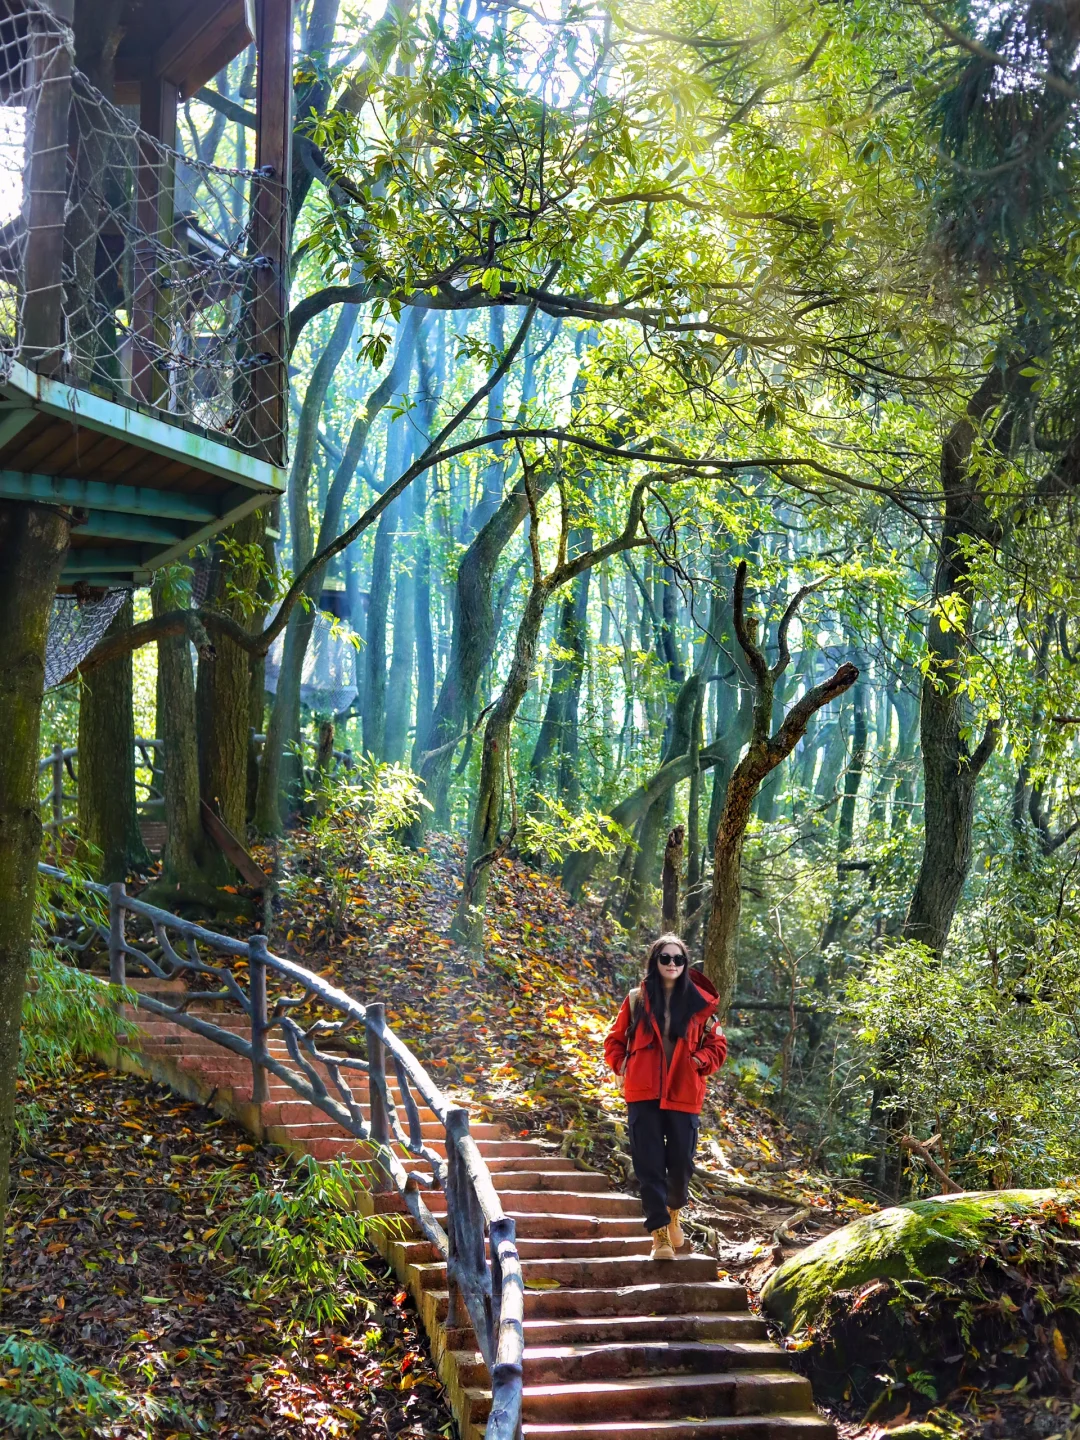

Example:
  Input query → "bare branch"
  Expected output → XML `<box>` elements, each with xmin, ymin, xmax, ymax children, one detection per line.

<box><xmin>772</xmin><ymin>577</ymin><xmax>827</xmax><ymax>681</ymax></box>
<box><xmin>732</xmin><ymin>560</ymin><xmax>768</xmax><ymax>688</ymax></box>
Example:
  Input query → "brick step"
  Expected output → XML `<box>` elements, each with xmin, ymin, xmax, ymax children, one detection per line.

<box><xmin>385</xmin><ymin>1188</ymin><xmax>641</xmax><ymax>1218</ymax></box>
<box><xmin>465</xmin><ymin>1371</ymin><xmax>813</xmax><ymax>1426</ymax></box>
<box><xmin>259</xmin><ymin>1098</ymin><xmax>443</xmax><ymax>1128</ymax></box>
<box><xmin>514</xmin><ymin>1418</ymin><xmax>835</xmax><ymax>1440</ymax></box>
<box><xmin>428</xmin><ymin>1281</ymin><xmax>749</xmax><ymax>1323</ymax></box>
<box><xmin>392</xmin><ymin>1235</ymin><xmax>656</xmax><ymax>1269</ymax></box>
<box><xmin>520</xmin><ymin>1314</ymin><xmax>771</xmax><ymax>1347</ymax></box>
<box><xmin>456</xmin><ymin>1340</ymin><xmax>790</xmax><ymax>1389</ymax></box>
<box><xmin>288</xmin><ymin>1140</ymin><xmax>550</xmax><ymax>1163</ymax></box>
<box><xmin>412</xmin><ymin>1254</ymin><xmax>719</xmax><ymax>1293</ymax></box>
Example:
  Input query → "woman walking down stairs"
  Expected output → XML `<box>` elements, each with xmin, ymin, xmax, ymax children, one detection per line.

<box><xmin>123</xmin><ymin>1000</ymin><xmax>834</xmax><ymax>1440</ymax></box>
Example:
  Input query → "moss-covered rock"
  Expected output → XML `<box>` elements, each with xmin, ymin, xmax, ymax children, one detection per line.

<box><xmin>760</xmin><ymin>1188</ymin><xmax>1080</xmax><ymax>1420</ymax></box>
<box><xmin>761</xmin><ymin>1188</ymin><xmax>1071</xmax><ymax>1334</ymax></box>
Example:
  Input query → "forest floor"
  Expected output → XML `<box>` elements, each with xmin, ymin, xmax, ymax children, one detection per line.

<box><xmin>22</xmin><ymin>829</ymin><xmax>1074</xmax><ymax>1438</ymax></box>
<box><xmin>4</xmin><ymin>1066</ymin><xmax>454</xmax><ymax>1438</ymax></box>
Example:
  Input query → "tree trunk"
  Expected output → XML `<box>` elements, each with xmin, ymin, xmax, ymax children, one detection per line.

<box><xmin>146</xmin><ymin>580</ymin><xmax>225</xmax><ymax>910</ymax></box>
<box><xmin>0</xmin><ymin>501</ymin><xmax>69</xmax><ymax>1241</ymax></box>
<box><xmin>452</xmin><ymin>583</ymin><xmax>549</xmax><ymax>945</ymax></box>
<box><xmin>702</xmin><ymin>562</ymin><xmax>858</xmax><ymax>1011</ymax></box>
<box><xmin>412</xmin><ymin>468</ymin><xmax>555</xmax><ymax>831</ymax></box>
<box><xmin>662</xmin><ymin>824</ymin><xmax>684</xmax><ymax>930</ymax></box>
<box><xmin>77</xmin><ymin>595</ymin><xmax>150</xmax><ymax>880</ymax></box>
<box><xmin>413</xmin><ymin>475</ymin><xmax>436</xmax><ymax>759</ymax></box>
<box><xmin>384</xmin><ymin>558</ymin><xmax>416</xmax><ymax>763</ymax></box>
<box><xmin>362</xmin><ymin>504</ymin><xmax>397</xmax><ymax>760</ymax></box>
<box><xmin>836</xmin><ymin>657</ymin><xmax>867</xmax><ymax>853</ymax></box>
<box><xmin>196</xmin><ymin>510</ymin><xmax>266</xmax><ymax>857</ymax></box>
<box><xmin>903</xmin><ymin>372</ymin><xmax>1011</xmax><ymax>953</ymax></box>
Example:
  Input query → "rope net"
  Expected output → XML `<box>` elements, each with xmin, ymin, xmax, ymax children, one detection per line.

<box><xmin>0</xmin><ymin>1</ymin><xmax>287</xmax><ymax>460</ymax></box>
<box><xmin>43</xmin><ymin>588</ymin><xmax>125</xmax><ymax>689</ymax></box>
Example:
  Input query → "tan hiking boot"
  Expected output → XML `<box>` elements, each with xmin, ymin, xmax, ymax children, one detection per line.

<box><xmin>650</xmin><ymin>1226</ymin><xmax>676</xmax><ymax>1261</ymax></box>
<box><xmin>668</xmin><ymin>1208</ymin><xmax>685</xmax><ymax>1250</ymax></box>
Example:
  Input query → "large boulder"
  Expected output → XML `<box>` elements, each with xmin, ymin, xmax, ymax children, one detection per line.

<box><xmin>760</xmin><ymin>1189</ymin><xmax>1080</xmax><ymax>1415</ymax></box>
<box><xmin>761</xmin><ymin>1188</ymin><xmax>1070</xmax><ymax>1333</ymax></box>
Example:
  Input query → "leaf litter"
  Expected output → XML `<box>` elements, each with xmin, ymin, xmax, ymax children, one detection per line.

<box><xmin>4</xmin><ymin>1067</ymin><xmax>453</xmax><ymax>1438</ymax></box>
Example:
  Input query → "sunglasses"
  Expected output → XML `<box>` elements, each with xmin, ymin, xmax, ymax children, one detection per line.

<box><xmin>657</xmin><ymin>952</ymin><xmax>686</xmax><ymax>967</ymax></box>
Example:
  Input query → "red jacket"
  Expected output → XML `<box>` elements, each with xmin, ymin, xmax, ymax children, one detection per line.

<box><xmin>604</xmin><ymin>968</ymin><xmax>727</xmax><ymax>1114</ymax></box>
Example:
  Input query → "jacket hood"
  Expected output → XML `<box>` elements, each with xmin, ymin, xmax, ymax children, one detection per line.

<box><xmin>688</xmin><ymin>966</ymin><xmax>720</xmax><ymax>1015</ymax></box>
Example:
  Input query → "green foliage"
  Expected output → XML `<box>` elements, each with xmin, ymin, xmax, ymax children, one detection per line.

<box><xmin>844</xmin><ymin>917</ymin><xmax>1080</xmax><ymax>1190</ymax></box>
<box><xmin>210</xmin><ymin>1158</ymin><xmax>382</xmax><ymax>1330</ymax></box>
<box><xmin>24</xmin><ymin>866</ymin><xmax>127</xmax><ymax>1084</ymax></box>
<box><xmin>0</xmin><ymin>1335</ymin><xmax>172</xmax><ymax>1439</ymax></box>
<box><xmin>519</xmin><ymin>796</ymin><xmax>631</xmax><ymax>865</ymax></box>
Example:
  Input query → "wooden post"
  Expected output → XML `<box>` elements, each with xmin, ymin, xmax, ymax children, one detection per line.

<box><xmin>107</xmin><ymin>882</ymin><xmax>127</xmax><ymax>988</ymax></box>
<box><xmin>366</xmin><ymin>1002</ymin><xmax>392</xmax><ymax>1190</ymax></box>
<box><xmin>251</xmin><ymin>0</ymin><xmax>293</xmax><ymax>465</ymax></box>
<box><xmin>131</xmin><ymin>78</ymin><xmax>179</xmax><ymax>405</ymax></box>
<box><xmin>21</xmin><ymin>0</ymin><xmax>74</xmax><ymax>373</ymax></box>
<box><xmin>248</xmin><ymin>934</ymin><xmax>270</xmax><ymax>1104</ymax></box>
<box><xmin>50</xmin><ymin>743</ymin><xmax>63</xmax><ymax>838</ymax></box>
<box><xmin>444</xmin><ymin>1106</ymin><xmax>467</xmax><ymax>1329</ymax></box>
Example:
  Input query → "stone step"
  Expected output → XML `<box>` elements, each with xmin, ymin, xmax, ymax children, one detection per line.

<box><xmin>454</xmin><ymin>1340</ymin><xmax>791</xmax><ymax>1389</ymax></box>
<box><xmin>520</xmin><ymin>1314</ymin><xmax>771</xmax><ymax>1347</ymax></box>
<box><xmin>412</xmin><ymin>1255</ymin><xmax>720</xmax><ymax>1293</ymax></box>
<box><xmin>514</xmin><ymin>1418</ymin><xmax>835</xmax><ymax>1440</ymax></box>
<box><xmin>465</xmin><ymin>1371</ymin><xmax>813</xmax><ymax>1426</ymax></box>
<box><xmin>428</xmin><ymin>1280</ymin><xmax>749</xmax><ymax>1322</ymax></box>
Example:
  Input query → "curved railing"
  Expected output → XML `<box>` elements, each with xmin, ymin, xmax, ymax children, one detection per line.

<box><xmin>37</xmin><ymin>863</ymin><xmax>524</xmax><ymax>1440</ymax></box>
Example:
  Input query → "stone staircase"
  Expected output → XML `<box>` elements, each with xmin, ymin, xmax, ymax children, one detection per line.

<box><xmin>122</xmin><ymin>1001</ymin><xmax>834</xmax><ymax>1440</ymax></box>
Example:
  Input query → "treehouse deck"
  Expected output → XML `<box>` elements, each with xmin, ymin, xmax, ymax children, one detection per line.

<box><xmin>0</xmin><ymin>0</ymin><xmax>292</xmax><ymax>587</ymax></box>
<box><xmin>0</xmin><ymin>359</ymin><xmax>285</xmax><ymax>585</ymax></box>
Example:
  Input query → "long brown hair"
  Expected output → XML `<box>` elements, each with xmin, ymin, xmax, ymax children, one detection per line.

<box><xmin>627</xmin><ymin>933</ymin><xmax>700</xmax><ymax>1045</ymax></box>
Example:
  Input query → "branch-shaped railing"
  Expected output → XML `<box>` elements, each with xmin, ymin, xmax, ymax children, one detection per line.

<box><xmin>37</xmin><ymin>862</ymin><xmax>524</xmax><ymax>1440</ymax></box>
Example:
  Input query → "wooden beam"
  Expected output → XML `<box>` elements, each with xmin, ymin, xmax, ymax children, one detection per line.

<box><xmin>78</xmin><ymin>511</ymin><xmax>190</xmax><ymax>544</ymax></box>
<box><xmin>200</xmin><ymin>801</ymin><xmax>268</xmax><ymax>891</ymax></box>
<box><xmin>22</xmin><ymin>0</ymin><xmax>74</xmax><ymax>374</ymax></box>
<box><xmin>0</xmin><ymin>472</ymin><xmax>219</xmax><ymax>522</ymax></box>
<box><xmin>251</xmin><ymin>0</ymin><xmax>293</xmax><ymax>468</ymax></box>
<box><xmin>62</xmin><ymin>547</ymin><xmax>152</xmax><ymax>575</ymax></box>
<box><xmin>0</xmin><ymin>407</ymin><xmax>37</xmax><ymax>453</ymax></box>
<box><xmin>154</xmin><ymin>1</ymin><xmax>255</xmax><ymax>99</ymax></box>
<box><xmin>3</xmin><ymin>359</ymin><xmax>287</xmax><ymax>494</ymax></box>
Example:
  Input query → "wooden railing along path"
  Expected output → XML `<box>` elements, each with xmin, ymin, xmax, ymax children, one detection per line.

<box><xmin>38</xmin><ymin>864</ymin><xmax>524</xmax><ymax>1440</ymax></box>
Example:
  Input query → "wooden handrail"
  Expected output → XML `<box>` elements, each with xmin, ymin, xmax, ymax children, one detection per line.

<box><xmin>36</xmin><ymin>861</ymin><xmax>524</xmax><ymax>1440</ymax></box>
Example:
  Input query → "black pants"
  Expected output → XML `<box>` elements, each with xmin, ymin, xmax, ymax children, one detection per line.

<box><xmin>627</xmin><ymin>1100</ymin><xmax>699</xmax><ymax>1233</ymax></box>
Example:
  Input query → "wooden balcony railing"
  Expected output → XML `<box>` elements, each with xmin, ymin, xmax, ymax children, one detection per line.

<box><xmin>3</xmin><ymin>1</ymin><xmax>288</xmax><ymax>466</ymax></box>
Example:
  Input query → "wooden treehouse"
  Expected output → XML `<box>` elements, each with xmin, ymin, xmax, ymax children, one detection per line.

<box><xmin>0</xmin><ymin>0</ymin><xmax>291</xmax><ymax>588</ymax></box>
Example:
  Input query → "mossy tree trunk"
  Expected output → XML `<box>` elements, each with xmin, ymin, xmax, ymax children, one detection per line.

<box><xmin>76</xmin><ymin>595</ymin><xmax>151</xmax><ymax>881</ymax></box>
<box><xmin>196</xmin><ymin>511</ymin><xmax>267</xmax><ymax>858</ymax></box>
<box><xmin>0</xmin><ymin>500</ymin><xmax>69</xmax><ymax>1241</ymax></box>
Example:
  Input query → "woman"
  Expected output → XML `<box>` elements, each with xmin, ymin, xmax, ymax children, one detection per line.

<box><xmin>604</xmin><ymin>934</ymin><xmax>727</xmax><ymax>1260</ymax></box>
